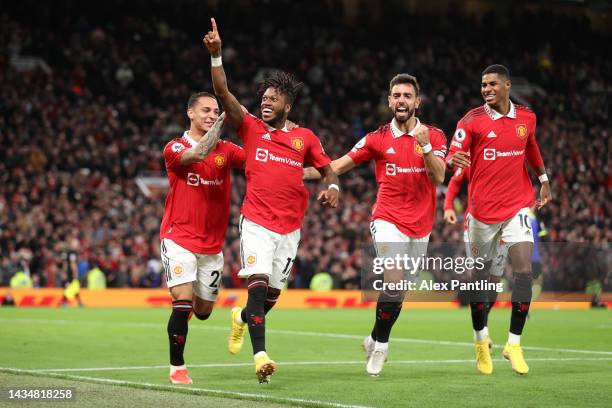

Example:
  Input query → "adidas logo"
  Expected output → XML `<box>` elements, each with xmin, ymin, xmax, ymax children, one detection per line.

<box><xmin>261</xmin><ymin>133</ymin><xmax>272</xmax><ymax>141</ymax></box>
<box><xmin>487</xmin><ymin>131</ymin><xmax>497</xmax><ymax>138</ymax></box>
<box><xmin>386</xmin><ymin>147</ymin><xmax>396</xmax><ymax>154</ymax></box>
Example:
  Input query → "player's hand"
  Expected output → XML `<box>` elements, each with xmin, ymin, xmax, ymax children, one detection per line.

<box><xmin>443</xmin><ymin>209</ymin><xmax>457</xmax><ymax>224</ymax></box>
<box><xmin>448</xmin><ymin>151</ymin><xmax>470</xmax><ymax>169</ymax></box>
<box><xmin>536</xmin><ymin>182</ymin><xmax>552</xmax><ymax>210</ymax></box>
<box><xmin>317</xmin><ymin>188</ymin><xmax>339</xmax><ymax>208</ymax></box>
<box><xmin>286</xmin><ymin>119</ymin><xmax>299</xmax><ymax>131</ymax></box>
<box><xmin>414</xmin><ymin>124</ymin><xmax>430</xmax><ymax>146</ymax></box>
<box><xmin>203</xmin><ymin>18</ymin><xmax>222</xmax><ymax>56</ymax></box>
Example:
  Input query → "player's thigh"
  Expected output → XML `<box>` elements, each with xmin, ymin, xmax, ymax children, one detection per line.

<box><xmin>161</xmin><ymin>239</ymin><xmax>198</xmax><ymax>292</ymax></box>
<box><xmin>193</xmin><ymin>252</ymin><xmax>224</xmax><ymax>305</ymax></box>
<box><xmin>489</xmin><ymin>241</ymin><xmax>509</xmax><ymax>277</ymax></box>
<box><xmin>466</xmin><ymin>214</ymin><xmax>502</xmax><ymax>262</ymax></box>
<box><xmin>270</xmin><ymin>229</ymin><xmax>300</xmax><ymax>290</ymax></box>
<box><xmin>502</xmin><ymin>208</ymin><xmax>534</xmax><ymax>273</ymax></box>
<box><xmin>508</xmin><ymin>242</ymin><xmax>533</xmax><ymax>274</ymax></box>
<box><xmin>370</xmin><ymin>220</ymin><xmax>408</xmax><ymax>257</ymax></box>
<box><xmin>238</xmin><ymin>216</ymin><xmax>279</xmax><ymax>279</ymax></box>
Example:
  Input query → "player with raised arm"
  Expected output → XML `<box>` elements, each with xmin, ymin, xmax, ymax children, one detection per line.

<box><xmin>161</xmin><ymin>92</ymin><xmax>245</xmax><ymax>385</ymax></box>
<box><xmin>304</xmin><ymin>74</ymin><xmax>447</xmax><ymax>376</ymax></box>
<box><xmin>203</xmin><ymin>18</ymin><xmax>339</xmax><ymax>383</ymax></box>
<box><xmin>446</xmin><ymin>64</ymin><xmax>552</xmax><ymax>375</ymax></box>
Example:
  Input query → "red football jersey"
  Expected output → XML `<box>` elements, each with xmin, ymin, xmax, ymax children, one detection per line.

<box><xmin>238</xmin><ymin>114</ymin><xmax>331</xmax><ymax>234</ymax></box>
<box><xmin>447</xmin><ymin>102</ymin><xmax>543</xmax><ymax>224</ymax></box>
<box><xmin>160</xmin><ymin>132</ymin><xmax>245</xmax><ymax>254</ymax></box>
<box><xmin>348</xmin><ymin>119</ymin><xmax>447</xmax><ymax>238</ymax></box>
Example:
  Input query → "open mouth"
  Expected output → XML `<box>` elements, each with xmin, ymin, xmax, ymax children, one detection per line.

<box><xmin>484</xmin><ymin>94</ymin><xmax>495</xmax><ymax>102</ymax></box>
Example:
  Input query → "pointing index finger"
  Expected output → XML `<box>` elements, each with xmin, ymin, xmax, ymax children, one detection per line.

<box><xmin>211</xmin><ymin>18</ymin><xmax>218</xmax><ymax>33</ymax></box>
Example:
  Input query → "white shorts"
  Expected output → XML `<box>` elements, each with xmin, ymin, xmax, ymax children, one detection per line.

<box><xmin>466</xmin><ymin>207</ymin><xmax>533</xmax><ymax>266</ymax></box>
<box><xmin>238</xmin><ymin>216</ymin><xmax>300</xmax><ymax>290</ymax></box>
<box><xmin>463</xmin><ymin>229</ymin><xmax>508</xmax><ymax>277</ymax></box>
<box><xmin>370</xmin><ymin>219</ymin><xmax>430</xmax><ymax>275</ymax></box>
<box><xmin>161</xmin><ymin>238</ymin><xmax>223</xmax><ymax>301</ymax></box>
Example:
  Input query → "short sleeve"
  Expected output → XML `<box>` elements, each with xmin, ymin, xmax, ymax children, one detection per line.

<box><xmin>347</xmin><ymin>133</ymin><xmax>377</xmax><ymax>164</ymax></box>
<box><xmin>305</xmin><ymin>132</ymin><xmax>332</xmax><ymax>168</ymax></box>
<box><xmin>237</xmin><ymin>113</ymin><xmax>259</xmax><ymax>143</ymax></box>
<box><xmin>228</xmin><ymin>142</ymin><xmax>246</xmax><ymax>169</ymax></box>
<box><xmin>448</xmin><ymin>120</ymin><xmax>473</xmax><ymax>155</ymax></box>
<box><xmin>430</xmin><ymin>129</ymin><xmax>448</xmax><ymax>159</ymax></box>
<box><xmin>163</xmin><ymin>140</ymin><xmax>188</xmax><ymax>171</ymax></box>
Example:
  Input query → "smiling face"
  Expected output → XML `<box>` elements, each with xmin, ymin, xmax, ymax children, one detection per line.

<box><xmin>260</xmin><ymin>87</ymin><xmax>290</xmax><ymax>125</ymax></box>
<box><xmin>481</xmin><ymin>73</ymin><xmax>511</xmax><ymax>108</ymax></box>
<box><xmin>388</xmin><ymin>83</ymin><xmax>420</xmax><ymax>124</ymax></box>
<box><xmin>187</xmin><ymin>96</ymin><xmax>220</xmax><ymax>134</ymax></box>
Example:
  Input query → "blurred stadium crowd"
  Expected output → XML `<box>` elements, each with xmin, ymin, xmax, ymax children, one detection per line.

<box><xmin>1</xmin><ymin>1</ymin><xmax>610</xmax><ymax>290</ymax></box>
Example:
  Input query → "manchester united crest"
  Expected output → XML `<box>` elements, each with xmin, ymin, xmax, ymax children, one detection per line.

<box><xmin>173</xmin><ymin>265</ymin><xmax>184</xmax><ymax>277</ymax></box>
<box><xmin>214</xmin><ymin>154</ymin><xmax>226</xmax><ymax>167</ymax></box>
<box><xmin>291</xmin><ymin>137</ymin><xmax>304</xmax><ymax>151</ymax></box>
<box><xmin>414</xmin><ymin>142</ymin><xmax>424</xmax><ymax>157</ymax></box>
<box><xmin>516</xmin><ymin>124</ymin><xmax>528</xmax><ymax>139</ymax></box>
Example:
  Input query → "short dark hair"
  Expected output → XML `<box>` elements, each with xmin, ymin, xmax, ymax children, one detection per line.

<box><xmin>482</xmin><ymin>64</ymin><xmax>510</xmax><ymax>80</ymax></box>
<box><xmin>257</xmin><ymin>70</ymin><xmax>303</xmax><ymax>105</ymax></box>
<box><xmin>187</xmin><ymin>91</ymin><xmax>217</xmax><ymax>109</ymax></box>
<box><xmin>389</xmin><ymin>74</ymin><xmax>420</xmax><ymax>95</ymax></box>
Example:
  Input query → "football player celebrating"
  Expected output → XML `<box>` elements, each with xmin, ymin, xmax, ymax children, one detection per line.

<box><xmin>304</xmin><ymin>74</ymin><xmax>447</xmax><ymax>376</ymax></box>
<box><xmin>444</xmin><ymin>166</ymin><xmax>508</xmax><ymax>351</ymax></box>
<box><xmin>447</xmin><ymin>64</ymin><xmax>552</xmax><ymax>375</ymax></box>
<box><xmin>161</xmin><ymin>92</ymin><xmax>245</xmax><ymax>385</ymax></box>
<box><xmin>204</xmin><ymin>18</ymin><xmax>339</xmax><ymax>383</ymax></box>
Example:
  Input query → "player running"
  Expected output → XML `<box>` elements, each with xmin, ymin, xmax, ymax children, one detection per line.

<box><xmin>304</xmin><ymin>74</ymin><xmax>447</xmax><ymax>376</ymax></box>
<box><xmin>444</xmin><ymin>166</ymin><xmax>508</xmax><ymax>352</ymax></box>
<box><xmin>161</xmin><ymin>92</ymin><xmax>245</xmax><ymax>385</ymax></box>
<box><xmin>204</xmin><ymin>18</ymin><xmax>339</xmax><ymax>383</ymax></box>
<box><xmin>446</xmin><ymin>64</ymin><xmax>552</xmax><ymax>375</ymax></box>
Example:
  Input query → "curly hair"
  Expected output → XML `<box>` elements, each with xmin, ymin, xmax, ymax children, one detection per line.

<box><xmin>257</xmin><ymin>70</ymin><xmax>303</xmax><ymax>105</ymax></box>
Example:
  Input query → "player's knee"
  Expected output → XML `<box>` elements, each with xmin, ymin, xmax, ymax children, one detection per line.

<box><xmin>194</xmin><ymin>312</ymin><xmax>211</xmax><ymax>321</ymax></box>
<box><xmin>514</xmin><ymin>272</ymin><xmax>533</xmax><ymax>285</ymax></box>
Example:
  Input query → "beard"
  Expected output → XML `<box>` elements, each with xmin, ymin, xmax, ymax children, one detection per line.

<box><xmin>394</xmin><ymin>106</ymin><xmax>415</xmax><ymax>123</ymax></box>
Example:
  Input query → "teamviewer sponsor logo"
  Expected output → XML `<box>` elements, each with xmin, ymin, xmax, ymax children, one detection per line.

<box><xmin>385</xmin><ymin>163</ymin><xmax>425</xmax><ymax>176</ymax></box>
<box><xmin>483</xmin><ymin>148</ymin><xmax>496</xmax><ymax>160</ymax></box>
<box><xmin>186</xmin><ymin>172</ymin><xmax>223</xmax><ymax>186</ymax></box>
<box><xmin>255</xmin><ymin>148</ymin><xmax>269</xmax><ymax>162</ymax></box>
<box><xmin>187</xmin><ymin>173</ymin><xmax>200</xmax><ymax>186</ymax></box>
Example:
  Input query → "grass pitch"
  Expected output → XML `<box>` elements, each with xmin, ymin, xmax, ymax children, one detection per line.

<box><xmin>1</xmin><ymin>307</ymin><xmax>611</xmax><ymax>407</ymax></box>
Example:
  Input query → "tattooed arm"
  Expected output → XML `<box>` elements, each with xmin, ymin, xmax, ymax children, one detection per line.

<box><xmin>180</xmin><ymin>113</ymin><xmax>225</xmax><ymax>165</ymax></box>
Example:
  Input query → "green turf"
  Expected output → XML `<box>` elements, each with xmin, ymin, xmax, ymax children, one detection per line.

<box><xmin>0</xmin><ymin>307</ymin><xmax>611</xmax><ymax>408</ymax></box>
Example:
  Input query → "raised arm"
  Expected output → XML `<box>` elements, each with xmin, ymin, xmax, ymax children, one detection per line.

<box><xmin>179</xmin><ymin>113</ymin><xmax>225</xmax><ymax>165</ymax></box>
<box><xmin>203</xmin><ymin>18</ymin><xmax>244</xmax><ymax>130</ymax></box>
<box><xmin>303</xmin><ymin>154</ymin><xmax>356</xmax><ymax>180</ymax></box>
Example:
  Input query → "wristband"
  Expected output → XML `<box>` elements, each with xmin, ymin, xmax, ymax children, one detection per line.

<box><xmin>421</xmin><ymin>143</ymin><xmax>433</xmax><ymax>154</ymax></box>
<box><xmin>328</xmin><ymin>184</ymin><xmax>340</xmax><ymax>192</ymax></box>
<box><xmin>538</xmin><ymin>174</ymin><xmax>549</xmax><ymax>183</ymax></box>
<box><xmin>211</xmin><ymin>56</ymin><xmax>222</xmax><ymax>67</ymax></box>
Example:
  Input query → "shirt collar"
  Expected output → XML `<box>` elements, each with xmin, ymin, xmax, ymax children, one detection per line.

<box><xmin>266</xmin><ymin>124</ymin><xmax>289</xmax><ymax>132</ymax></box>
<box><xmin>485</xmin><ymin>101</ymin><xmax>516</xmax><ymax>120</ymax></box>
<box><xmin>182</xmin><ymin>131</ymin><xmax>198</xmax><ymax>147</ymax></box>
<box><xmin>391</xmin><ymin>117</ymin><xmax>421</xmax><ymax>138</ymax></box>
